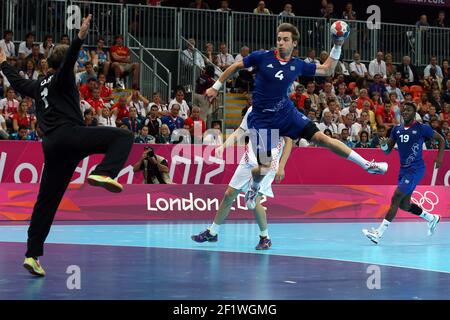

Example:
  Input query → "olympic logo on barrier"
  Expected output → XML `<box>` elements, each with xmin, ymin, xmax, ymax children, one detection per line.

<box><xmin>411</xmin><ymin>191</ymin><xmax>439</xmax><ymax>212</ymax></box>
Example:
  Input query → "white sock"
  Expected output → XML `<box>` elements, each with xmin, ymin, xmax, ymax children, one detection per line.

<box><xmin>376</xmin><ymin>219</ymin><xmax>390</xmax><ymax>236</ymax></box>
<box><xmin>420</xmin><ymin>211</ymin><xmax>434</xmax><ymax>222</ymax></box>
<box><xmin>208</xmin><ymin>222</ymin><xmax>220</xmax><ymax>236</ymax></box>
<box><xmin>260</xmin><ymin>229</ymin><xmax>269</xmax><ymax>239</ymax></box>
<box><xmin>347</xmin><ymin>150</ymin><xmax>369</xmax><ymax>169</ymax></box>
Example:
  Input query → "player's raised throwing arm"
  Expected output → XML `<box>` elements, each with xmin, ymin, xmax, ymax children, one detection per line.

<box><xmin>315</xmin><ymin>39</ymin><xmax>344</xmax><ymax>77</ymax></box>
<box><xmin>205</xmin><ymin>60</ymin><xmax>245</xmax><ymax>100</ymax></box>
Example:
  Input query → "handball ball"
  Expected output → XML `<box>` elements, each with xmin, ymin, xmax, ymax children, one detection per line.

<box><xmin>330</xmin><ymin>21</ymin><xmax>350</xmax><ymax>41</ymax></box>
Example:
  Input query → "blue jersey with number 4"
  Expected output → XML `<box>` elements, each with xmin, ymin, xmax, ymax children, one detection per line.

<box><xmin>390</xmin><ymin>122</ymin><xmax>434</xmax><ymax>168</ymax></box>
<box><xmin>243</xmin><ymin>50</ymin><xmax>317</xmax><ymax>110</ymax></box>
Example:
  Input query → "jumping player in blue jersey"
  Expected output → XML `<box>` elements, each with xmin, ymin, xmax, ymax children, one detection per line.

<box><xmin>362</xmin><ymin>103</ymin><xmax>445</xmax><ymax>244</ymax></box>
<box><xmin>206</xmin><ymin>23</ymin><xmax>388</xmax><ymax>210</ymax></box>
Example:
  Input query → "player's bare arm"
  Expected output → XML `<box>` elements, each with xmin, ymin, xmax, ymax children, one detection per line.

<box><xmin>433</xmin><ymin>131</ymin><xmax>445</xmax><ymax>168</ymax></box>
<box><xmin>205</xmin><ymin>60</ymin><xmax>245</xmax><ymax>99</ymax></box>
<box><xmin>276</xmin><ymin>137</ymin><xmax>293</xmax><ymax>183</ymax></box>
<box><xmin>380</xmin><ymin>137</ymin><xmax>395</xmax><ymax>154</ymax></box>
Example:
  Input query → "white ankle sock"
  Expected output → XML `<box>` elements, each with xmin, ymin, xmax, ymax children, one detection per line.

<box><xmin>420</xmin><ymin>211</ymin><xmax>434</xmax><ymax>222</ymax></box>
<box><xmin>260</xmin><ymin>229</ymin><xmax>269</xmax><ymax>239</ymax></box>
<box><xmin>377</xmin><ymin>219</ymin><xmax>390</xmax><ymax>236</ymax></box>
<box><xmin>208</xmin><ymin>222</ymin><xmax>220</xmax><ymax>235</ymax></box>
<box><xmin>347</xmin><ymin>150</ymin><xmax>369</xmax><ymax>169</ymax></box>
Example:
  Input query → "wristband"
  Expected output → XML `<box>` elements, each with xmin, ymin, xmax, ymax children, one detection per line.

<box><xmin>212</xmin><ymin>80</ymin><xmax>223</xmax><ymax>91</ymax></box>
<box><xmin>381</xmin><ymin>143</ymin><xmax>389</xmax><ymax>151</ymax></box>
<box><xmin>330</xmin><ymin>45</ymin><xmax>342</xmax><ymax>60</ymax></box>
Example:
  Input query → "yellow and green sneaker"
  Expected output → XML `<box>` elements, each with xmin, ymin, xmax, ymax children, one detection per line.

<box><xmin>87</xmin><ymin>174</ymin><xmax>123</xmax><ymax>193</ymax></box>
<box><xmin>23</xmin><ymin>257</ymin><xmax>46</xmax><ymax>277</ymax></box>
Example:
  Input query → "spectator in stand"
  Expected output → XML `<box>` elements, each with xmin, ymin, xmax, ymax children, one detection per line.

<box><xmin>145</xmin><ymin>105</ymin><xmax>162</xmax><ymax>137</ymax></box>
<box><xmin>388</xmin><ymin>92</ymin><xmax>402</xmax><ymax>124</ymax></box>
<box><xmin>0</xmin><ymin>113</ymin><xmax>8</xmax><ymax>139</ymax></box>
<box><xmin>323</xmin><ymin>2</ymin><xmax>337</xmax><ymax>20</ymax></box>
<box><xmin>369</xmin><ymin>74</ymin><xmax>387</xmax><ymax>99</ymax></box>
<box><xmin>386</xmin><ymin>77</ymin><xmax>404</xmax><ymax>103</ymax></box>
<box><xmin>135</xmin><ymin>125</ymin><xmax>155</xmax><ymax>144</ymax></box>
<box><xmin>424</xmin><ymin>67</ymin><xmax>443</xmax><ymax>92</ymax></box>
<box><xmin>76</xmin><ymin>45</ymin><xmax>91</xmax><ymax>75</ymax></box>
<box><xmin>368</xmin><ymin>51</ymin><xmax>387</xmax><ymax>80</ymax></box>
<box><xmin>322</xmin><ymin>98</ymin><xmax>342</xmax><ymax>124</ymax></box>
<box><xmin>371</xmin><ymin>91</ymin><xmax>384</xmax><ymax>110</ymax></box>
<box><xmin>444</xmin><ymin>80</ymin><xmax>450</xmax><ymax>104</ymax></box>
<box><xmin>440</xmin><ymin>103</ymin><xmax>450</xmax><ymax>125</ymax></box>
<box><xmin>122</xmin><ymin>106</ymin><xmax>143</xmax><ymax>136</ymax></box>
<box><xmin>217</xmin><ymin>0</ymin><xmax>231</xmax><ymax>12</ymax></box>
<box><xmin>376</xmin><ymin>102</ymin><xmax>397</xmax><ymax>130</ymax></box>
<box><xmin>26</xmin><ymin>44</ymin><xmax>45</xmax><ymax>67</ymax></box>
<box><xmin>110</xmin><ymin>35</ymin><xmax>140</xmax><ymax>89</ymax></box>
<box><xmin>442</xmin><ymin>59</ymin><xmax>450</xmax><ymax>85</ymax></box>
<box><xmin>0</xmin><ymin>30</ymin><xmax>15</xmax><ymax>58</ymax></box>
<box><xmin>18</xmin><ymin>33</ymin><xmax>35</xmax><ymax>61</ymax></box>
<box><xmin>90</xmin><ymin>37</ymin><xmax>110</xmax><ymax>76</ymax></box>
<box><xmin>195</xmin><ymin>64</ymin><xmax>215</xmax><ymax>123</ymax></box>
<box><xmin>149</xmin><ymin>92</ymin><xmax>169</xmax><ymax>117</ymax></box>
<box><xmin>349</xmin><ymin>52</ymin><xmax>368</xmax><ymax>80</ymax></box>
<box><xmin>83</xmin><ymin>109</ymin><xmax>97</xmax><ymax>127</ymax></box>
<box><xmin>423</xmin><ymin>105</ymin><xmax>437</xmax><ymax>124</ymax></box>
<box><xmin>356</xmin><ymin>89</ymin><xmax>373</xmax><ymax>110</ymax></box>
<box><xmin>78</xmin><ymin>61</ymin><xmax>97</xmax><ymax>85</ymax></box>
<box><xmin>156</xmin><ymin>124</ymin><xmax>172</xmax><ymax>144</ymax></box>
<box><xmin>424</xmin><ymin>56</ymin><xmax>443</xmax><ymax>80</ymax></box>
<box><xmin>203</xmin><ymin>121</ymin><xmax>223</xmax><ymax>145</ymax></box>
<box><xmin>162</xmin><ymin>103</ymin><xmax>184</xmax><ymax>133</ymax></box>
<box><xmin>416</xmin><ymin>14</ymin><xmax>430</xmax><ymax>27</ymax></box>
<box><xmin>86</xmin><ymin>88</ymin><xmax>107</xmax><ymax>116</ymax></box>
<box><xmin>203</xmin><ymin>42</ymin><xmax>217</xmax><ymax>66</ymax></box>
<box><xmin>39</xmin><ymin>35</ymin><xmax>55</xmax><ymax>59</ymax></box>
<box><xmin>9</xmin><ymin>125</ymin><xmax>32</xmax><ymax>141</ymax></box>
<box><xmin>304</xmin><ymin>49</ymin><xmax>320</xmax><ymax>65</ymax></box>
<box><xmin>426</xmin><ymin>117</ymin><xmax>444</xmax><ymax>149</ymax></box>
<box><xmin>303</xmin><ymin>82</ymin><xmax>320</xmax><ymax>111</ymax></box>
<box><xmin>318</xmin><ymin>82</ymin><xmax>336</xmax><ymax>109</ymax></box>
<box><xmin>254</xmin><ymin>1</ymin><xmax>270</xmax><ymax>14</ymax></box>
<box><xmin>279</xmin><ymin>3</ymin><xmax>295</xmax><ymax>17</ymax></box>
<box><xmin>97</xmin><ymin>73</ymin><xmax>113</xmax><ymax>102</ymax></box>
<box><xmin>127</xmin><ymin>89</ymin><xmax>150</xmax><ymax>119</ymax></box>
<box><xmin>234</xmin><ymin>46</ymin><xmax>251</xmax><ymax>69</ymax></box>
<box><xmin>353</xmin><ymin>76</ymin><xmax>369</xmax><ymax>97</ymax></box>
<box><xmin>37</xmin><ymin>58</ymin><xmax>49</xmax><ymax>79</ymax></box>
<box><xmin>430</xmin><ymin>89</ymin><xmax>444</xmax><ymax>113</ymax></box>
<box><xmin>12</xmin><ymin>100</ymin><xmax>36</xmax><ymax>132</ymax></box>
<box><xmin>217</xmin><ymin>43</ymin><xmax>235</xmax><ymax>72</ymax></box>
<box><xmin>355</xmin><ymin>131</ymin><xmax>371</xmax><ymax>148</ymax></box>
<box><xmin>342</xmin><ymin>2</ymin><xmax>357</xmax><ymax>53</ymax></box>
<box><xmin>79</xmin><ymin>77</ymin><xmax>98</xmax><ymax>100</ymax></box>
<box><xmin>0</xmin><ymin>87</ymin><xmax>19</xmax><ymax>125</ymax></box>
<box><xmin>20</xmin><ymin>59</ymin><xmax>39</xmax><ymax>80</ymax></box>
<box><xmin>361</xmin><ymin>100</ymin><xmax>377</xmax><ymax>131</ymax></box>
<box><xmin>317</xmin><ymin>111</ymin><xmax>339</xmax><ymax>138</ymax></box>
<box><xmin>189</xmin><ymin>0</ymin><xmax>210</xmax><ymax>9</ymax></box>
<box><xmin>182</xmin><ymin>38</ymin><xmax>205</xmax><ymax>69</ymax></box>
<box><xmin>290</xmin><ymin>84</ymin><xmax>306</xmax><ymax>111</ymax></box>
<box><xmin>394</xmin><ymin>71</ymin><xmax>405</xmax><ymax>88</ymax></box>
<box><xmin>341</xmin><ymin>100</ymin><xmax>360</xmax><ymax>119</ymax></box>
<box><xmin>385</xmin><ymin>53</ymin><xmax>397</xmax><ymax>79</ymax></box>
<box><xmin>97</xmin><ymin>107</ymin><xmax>116</xmax><ymax>127</ymax></box>
<box><xmin>417</xmin><ymin>93</ymin><xmax>432</xmax><ymax>118</ymax></box>
<box><xmin>352</xmin><ymin>111</ymin><xmax>372</xmax><ymax>142</ymax></box>
<box><xmin>59</xmin><ymin>34</ymin><xmax>70</xmax><ymax>45</ymax></box>
<box><xmin>169</xmin><ymin>88</ymin><xmax>190</xmax><ymax>120</ymax></box>
<box><xmin>184</xmin><ymin>106</ymin><xmax>206</xmax><ymax>138</ymax></box>
<box><xmin>340</xmin><ymin>128</ymin><xmax>354</xmax><ymax>148</ymax></box>
<box><xmin>434</xmin><ymin>10</ymin><xmax>448</xmax><ymax>27</ymax></box>
<box><xmin>111</xmin><ymin>96</ymin><xmax>130</xmax><ymax>125</ymax></box>
<box><xmin>319</xmin><ymin>0</ymin><xmax>328</xmax><ymax>16</ymax></box>
<box><xmin>370</xmin><ymin>125</ymin><xmax>387</xmax><ymax>148</ymax></box>
<box><xmin>307</xmin><ymin>109</ymin><xmax>318</xmax><ymax>124</ymax></box>
<box><xmin>335</xmin><ymin>59</ymin><xmax>351</xmax><ymax>80</ymax></box>
<box><xmin>338</xmin><ymin>112</ymin><xmax>355</xmax><ymax>135</ymax></box>
<box><xmin>398</xmin><ymin>55</ymin><xmax>419</xmax><ymax>86</ymax></box>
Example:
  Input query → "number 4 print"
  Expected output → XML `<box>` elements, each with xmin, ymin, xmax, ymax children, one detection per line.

<box><xmin>275</xmin><ymin>70</ymin><xmax>284</xmax><ymax>80</ymax></box>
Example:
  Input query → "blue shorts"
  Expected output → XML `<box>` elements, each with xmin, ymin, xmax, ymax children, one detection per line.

<box><xmin>397</xmin><ymin>166</ymin><xmax>425</xmax><ymax>195</ymax></box>
<box><xmin>247</xmin><ymin>102</ymin><xmax>317</xmax><ymax>162</ymax></box>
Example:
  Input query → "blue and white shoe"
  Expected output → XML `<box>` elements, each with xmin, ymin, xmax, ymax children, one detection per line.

<box><xmin>366</xmin><ymin>160</ymin><xmax>388</xmax><ymax>175</ymax></box>
<box><xmin>245</xmin><ymin>185</ymin><xmax>259</xmax><ymax>210</ymax></box>
<box><xmin>427</xmin><ymin>214</ymin><xmax>440</xmax><ymax>236</ymax></box>
<box><xmin>362</xmin><ymin>228</ymin><xmax>381</xmax><ymax>244</ymax></box>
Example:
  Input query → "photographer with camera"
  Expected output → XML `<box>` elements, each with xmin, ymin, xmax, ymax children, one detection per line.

<box><xmin>132</xmin><ymin>146</ymin><xmax>172</xmax><ymax>184</ymax></box>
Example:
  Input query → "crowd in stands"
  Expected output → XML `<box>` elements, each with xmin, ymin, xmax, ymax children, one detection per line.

<box><xmin>1</xmin><ymin>1</ymin><xmax>449</xmax><ymax>151</ymax></box>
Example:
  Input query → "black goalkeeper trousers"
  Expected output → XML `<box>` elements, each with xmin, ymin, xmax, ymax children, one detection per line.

<box><xmin>26</xmin><ymin>125</ymin><xmax>134</xmax><ymax>258</ymax></box>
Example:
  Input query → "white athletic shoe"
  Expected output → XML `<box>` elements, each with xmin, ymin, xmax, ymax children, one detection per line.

<box><xmin>366</xmin><ymin>160</ymin><xmax>388</xmax><ymax>175</ymax></box>
<box><xmin>362</xmin><ymin>228</ymin><xmax>381</xmax><ymax>244</ymax></box>
<box><xmin>245</xmin><ymin>185</ymin><xmax>259</xmax><ymax>210</ymax></box>
<box><xmin>427</xmin><ymin>214</ymin><xmax>441</xmax><ymax>236</ymax></box>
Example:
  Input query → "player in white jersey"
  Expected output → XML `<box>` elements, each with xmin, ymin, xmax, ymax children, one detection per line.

<box><xmin>191</xmin><ymin>107</ymin><xmax>293</xmax><ymax>250</ymax></box>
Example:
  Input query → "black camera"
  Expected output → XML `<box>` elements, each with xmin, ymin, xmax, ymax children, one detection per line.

<box><xmin>144</xmin><ymin>146</ymin><xmax>154</xmax><ymax>158</ymax></box>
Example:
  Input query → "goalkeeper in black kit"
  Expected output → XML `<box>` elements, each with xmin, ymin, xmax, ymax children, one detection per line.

<box><xmin>0</xmin><ymin>15</ymin><xmax>134</xmax><ymax>277</ymax></box>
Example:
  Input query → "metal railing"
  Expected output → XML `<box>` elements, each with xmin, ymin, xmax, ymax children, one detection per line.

<box><xmin>127</xmin><ymin>33</ymin><xmax>171</xmax><ymax>104</ymax></box>
<box><xmin>2</xmin><ymin>1</ymin><xmax>450</xmax><ymax>67</ymax></box>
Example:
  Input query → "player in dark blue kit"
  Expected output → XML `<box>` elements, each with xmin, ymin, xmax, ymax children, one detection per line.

<box><xmin>363</xmin><ymin>103</ymin><xmax>445</xmax><ymax>244</ymax></box>
<box><xmin>206</xmin><ymin>23</ymin><xmax>388</xmax><ymax>210</ymax></box>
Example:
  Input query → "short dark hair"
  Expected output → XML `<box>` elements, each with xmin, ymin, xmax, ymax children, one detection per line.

<box><xmin>3</xmin><ymin>30</ymin><xmax>13</xmax><ymax>38</ymax></box>
<box><xmin>18</xmin><ymin>125</ymin><xmax>28</xmax><ymax>131</ymax></box>
<box><xmin>404</xmin><ymin>102</ymin><xmax>417</xmax><ymax>112</ymax></box>
<box><xmin>60</xmin><ymin>34</ymin><xmax>69</xmax><ymax>40</ymax></box>
<box><xmin>277</xmin><ymin>23</ymin><xmax>300</xmax><ymax>42</ymax></box>
<box><xmin>25</xmin><ymin>32</ymin><xmax>34</xmax><ymax>39</ymax></box>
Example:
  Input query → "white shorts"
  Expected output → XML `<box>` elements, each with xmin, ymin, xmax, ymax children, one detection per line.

<box><xmin>228</xmin><ymin>163</ymin><xmax>276</xmax><ymax>198</ymax></box>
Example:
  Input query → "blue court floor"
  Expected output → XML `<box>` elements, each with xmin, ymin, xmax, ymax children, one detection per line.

<box><xmin>0</xmin><ymin>220</ymin><xmax>449</xmax><ymax>300</ymax></box>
